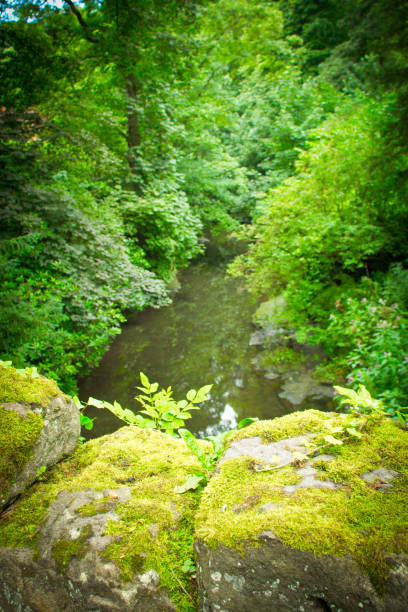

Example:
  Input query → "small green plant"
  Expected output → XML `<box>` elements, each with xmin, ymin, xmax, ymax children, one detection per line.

<box><xmin>334</xmin><ymin>384</ymin><xmax>408</xmax><ymax>427</ymax></box>
<box><xmin>72</xmin><ymin>396</ymin><xmax>95</xmax><ymax>443</ymax></box>
<box><xmin>88</xmin><ymin>372</ymin><xmax>212</xmax><ymax>436</ymax></box>
<box><xmin>175</xmin><ymin>417</ymin><xmax>259</xmax><ymax>493</ymax></box>
<box><xmin>135</xmin><ymin>372</ymin><xmax>212</xmax><ymax>434</ymax></box>
<box><xmin>181</xmin><ymin>558</ymin><xmax>196</xmax><ymax>578</ymax></box>
<box><xmin>86</xmin><ymin>373</ymin><xmax>259</xmax><ymax>493</ymax></box>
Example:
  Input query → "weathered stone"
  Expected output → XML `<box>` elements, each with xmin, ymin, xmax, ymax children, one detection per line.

<box><xmin>249</xmin><ymin>327</ymin><xmax>289</xmax><ymax>347</ymax></box>
<box><xmin>361</xmin><ymin>468</ymin><xmax>400</xmax><ymax>492</ymax></box>
<box><xmin>283</xmin><ymin>462</ymin><xmax>339</xmax><ymax>494</ymax></box>
<box><xmin>195</xmin><ymin>410</ymin><xmax>408</xmax><ymax>611</ymax></box>
<box><xmin>257</xmin><ymin>502</ymin><xmax>280</xmax><ymax>513</ymax></box>
<box><xmin>252</xmin><ymin>296</ymin><xmax>287</xmax><ymax>327</ymax></box>
<box><xmin>195</xmin><ymin>539</ymin><xmax>408</xmax><ymax>612</ymax></box>
<box><xmin>0</xmin><ymin>426</ymin><xmax>203</xmax><ymax>611</ymax></box>
<box><xmin>220</xmin><ymin>434</ymin><xmax>311</xmax><ymax>468</ymax></box>
<box><xmin>0</xmin><ymin>365</ymin><xmax>80</xmax><ymax>510</ymax></box>
<box><xmin>279</xmin><ymin>371</ymin><xmax>334</xmax><ymax>405</ymax></box>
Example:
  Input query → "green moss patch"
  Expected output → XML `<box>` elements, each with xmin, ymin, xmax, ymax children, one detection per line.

<box><xmin>259</xmin><ymin>346</ymin><xmax>306</xmax><ymax>369</ymax></box>
<box><xmin>0</xmin><ymin>407</ymin><xmax>43</xmax><ymax>497</ymax></box>
<box><xmin>0</xmin><ymin>426</ymin><xmax>203</xmax><ymax>611</ymax></box>
<box><xmin>195</xmin><ymin>411</ymin><xmax>408</xmax><ymax>593</ymax></box>
<box><xmin>227</xmin><ymin>409</ymin><xmax>336</xmax><ymax>445</ymax></box>
<box><xmin>52</xmin><ymin>526</ymin><xmax>90</xmax><ymax>570</ymax></box>
<box><xmin>76</xmin><ymin>497</ymin><xmax>117</xmax><ymax>516</ymax></box>
<box><xmin>0</xmin><ymin>364</ymin><xmax>61</xmax><ymax>408</ymax></box>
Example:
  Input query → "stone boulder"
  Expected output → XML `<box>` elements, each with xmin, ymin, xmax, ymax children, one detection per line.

<box><xmin>0</xmin><ymin>364</ymin><xmax>80</xmax><ymax>510</ymax></box>
<box><xmin>195</xmin><ymin>409</ymin><xmax>408</xmax><ymax>611</ymax></box>
<box><xmin>0</xmin><ymin>426</ymin><xmax>203</xmax><ymax>611</ymax></box>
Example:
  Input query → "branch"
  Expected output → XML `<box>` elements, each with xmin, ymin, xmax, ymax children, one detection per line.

<box><xmin>63</xmin><ymin>0</ymin><xmax>98</xmax><ymax>43</ymax></box>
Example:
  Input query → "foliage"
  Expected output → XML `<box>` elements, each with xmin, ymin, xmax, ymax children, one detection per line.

<box><xmin>85</xmin><ymin>372</ymin><xmax>258</xmax><ymax>491</ymax></box>
<box><xmin>334</xmin><ymin>384</ymin><xmax>408</xmax><ymax>428</ymax></box>
<box><xmin>230</xmin><ymin>94</ymin><xmax>408</xmax><ymax>297</ymax></box>
<box><xmin>0</xmin><ymin>105</ymin><xmax>169</xmax><ymax>392</ymax></box>
<box><xmin>230</xmin><ymin>91</ymin><xmax>408</xmax><ymax>413</ymax></box>
<box><xmin>120</xmin><ymin>187</ymin><xmax>203</xmax><ymax>279</ymax></box>
<box><xmin>72</xmin><ymin>395</ymin><xmax>95</xmax><ymax>444</ymax></box>
<box><xmin>88</xmin><ymin>372</ymin><xmax>212</xmax><ymax>436</ymax></box>
<box><xmin>223</xmin><ymin>68</ymin><xmax>340</xmax><ymax>214</ymax></box>
<box><xmin>2</xmin><ymin>0</ymin><xmax>408</xmax><ymax>411</ymax></box>
<box><xmin>317</xmin><ymin>283</ymin><xmax>408</xmax><ymax>414</ymax></box>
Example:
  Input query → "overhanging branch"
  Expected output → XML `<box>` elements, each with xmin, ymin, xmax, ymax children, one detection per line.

<box><xmin>63</xmin><ymin>0</ymin><xmax>98</xmax><ymax>43</ymax></box>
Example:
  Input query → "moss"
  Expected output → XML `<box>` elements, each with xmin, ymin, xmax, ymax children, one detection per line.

<box><xmin>0</xmin><ymin>364</ymin><xmax>61</xmax><ymax>407</ymax></box>
<box><xmin>0</xmin><ymin>483</ymin><xmax>57</xmax><ymax>548</ymax></box>
<box><xmin>0</xmin><ymin>407</ymin><xmax>43</xmax><ymax>497</ymax></box>
<box><xmin>259</xmin><ymin>346</ymin><xmax>306</xmax><ymax>369</ymax></box>
<box><xmin>76</xmin><ymin>497</ymin><xmax>116</xmax><ymax>516</ymax></box>
<box><xmin>0</xmin><ymin>364</ymin><xmax>64</xmax><ymax>499</ymax></box>
<box><xmin>0</xmin><ymin>426</ymin><xmax>203</xmax><ymax>611</ymax></box>
<box><xmin>195</xmin><ymin>410</ymin><xmax>408</xmax><ymax>594</ymax></box>
<box><xmin>227</xmin><ymin>409</ymin><xmax>337</xmax><ymax>446</ymax></box>
<box><xmin>52</xmin><ymin>526</ymin><xmax>90</xmax><ymax>571</ymax></box>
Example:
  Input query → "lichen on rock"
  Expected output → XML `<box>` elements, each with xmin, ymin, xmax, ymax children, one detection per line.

<box><xmin>195</xmin><ymin>409</ymin><xmax>408</xmax><ymax>611</ymax></box>
<box><xmin>0</xmin><ymin>425</ymin><xmax>204</xmax><ymax>611</ymax></box>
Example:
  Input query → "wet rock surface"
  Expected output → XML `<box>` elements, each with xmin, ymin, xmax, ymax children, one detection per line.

<box><xmin>250</xmin><ymin>298</ymin><xmax>333</xmax><ymax>407</ymax></box>
<box><xmin>361</xmin><ymin>468</ymin><xmax>400</xmax><ymax>492</ymax></box>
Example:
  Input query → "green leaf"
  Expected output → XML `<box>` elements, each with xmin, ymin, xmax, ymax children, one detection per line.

<box><xmin>206</xmin><ymin>431</ymin><xmax>231</xmax><ymax>457</ymax></box>
<box><xmin>140</xmin><ymin>407</ymin><xmax>159</xmax><ymax>419</ymax></box>
<box><xmin>324</xmin><ymin>434</ymin><xmax>343</xmax><ymax>446</ymax></box>
<box><xmin>178</xmin><ymin>428</ymin><xmax>212</xmax><ymax>472</ymax></box>
<box><xmin>162</xmin><ymin>418</ymin><xmax>184</xmax><ymax>429</ymax></box>
<box><xmin>87</xmin><ymin>397</ymin><xmax>105</xmax><ymax>409</ymax></box>
<box><xmin>174</xmin><ymin>474</ymin><xmax>205</xmax><ymax>494</ymax></box>
<box><xmin>80</xmin><ymin>414</ymin><xmax>94</xmax><ymax>430</ymax></box>
<box><xmin>237</xmin><ymin>417</ymin><xmax>259</xmax><ymax>429</ymax></box>
<box><xmin>140</xmin><ymin>372</ymin><xmax>150</xmax><ymax>388</ymax></box>
<box><xmin>333</xmin><ymin>386</ymin><xmax>358</xmax><ymax>400</ymax></box>
<box><xmin>186</xmin><ymin>389</ymin><xmax>197</xmax><ymax>402</ymax></box>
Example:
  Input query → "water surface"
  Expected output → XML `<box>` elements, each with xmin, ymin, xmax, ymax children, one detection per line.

<box><xmin>79</xmin><ymin>260</ymin><xmax>331</xmax><ymax>438</ymax></box>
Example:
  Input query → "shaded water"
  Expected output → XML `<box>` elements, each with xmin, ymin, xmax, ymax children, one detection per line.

<box><xmin>79</xmin><ymin>259</ymin><xmax>331</xmax><ymax>439</ymax></box>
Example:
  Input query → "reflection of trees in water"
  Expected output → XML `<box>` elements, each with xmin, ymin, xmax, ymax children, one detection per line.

<box><xmin>80</xmin><ymin>262</ymin><xmax>325</xmax><ymax>440</ymax></box>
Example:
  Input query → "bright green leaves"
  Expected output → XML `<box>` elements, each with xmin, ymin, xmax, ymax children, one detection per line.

<box><xmin>87</xmin><ymin>396</ymin><xmax>154</xmax><ymax>430</ymax></box>
<box><xmin>178</xmin><ymin>429</ymin><xmax>214</xmax><ymax>475</ymax></box>
<box><xmin>323</xmin><ymin>434</ymin><xmax>343</xmax><ymax>446</ymax></box>
<box><xmin>186</xmin><ymin>385</ymin><xmax>213</xmax><ymax>404</ymax></box>
<box><xmin>134</xmin><ymin>372</ymin><xmax>212</xmax><ymax>434</ymax></box>
<box><xmin>334</xmin><ymin>384</ymin><xmax>408</xmax><ymax>427</ymax></box>
<box><xmin>86</xmin><ymin>373</ymin><xmax>212</xmax><ymax>436</ymax></box>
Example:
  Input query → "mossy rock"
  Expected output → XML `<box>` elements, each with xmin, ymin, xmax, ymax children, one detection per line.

<box><xmin>252</xmin><ymin>295</ymin><xmax>287</xmax><ymax>327</ymax></box>
<box><xmin>0</xmin><ymin>365</ymin><xmax>80</xmax><ymax>510</ymax></box>
<box><xmin>0</xmin><ymin>426</ymin><xmax>205</xmax><ymax>611</ymax></box>
<box><xmin>195</xmin><ymin>410</ymin><xmax>408</xmax><ymax>611</ymax></box>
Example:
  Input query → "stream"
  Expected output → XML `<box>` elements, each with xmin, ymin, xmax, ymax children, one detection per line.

<box><xmin>79</xmin><ymin>255</ymin><xmax>333</xmax><ymax>439</ymax></box>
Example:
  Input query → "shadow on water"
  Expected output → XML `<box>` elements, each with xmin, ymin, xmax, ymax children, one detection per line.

<box><xmin>79</xmin><ymin>250</ymin><xmax>332</xmax><ymax>439</ymax></box>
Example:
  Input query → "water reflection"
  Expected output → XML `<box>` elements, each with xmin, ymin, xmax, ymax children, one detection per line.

<box><xmin>79</xmin><ymin>260</ymin><xmax>331</xmax><ymax>439</ymax></box>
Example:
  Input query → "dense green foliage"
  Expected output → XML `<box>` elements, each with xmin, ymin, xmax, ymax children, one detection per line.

<box><xmin>229</xmin><ymin>2</ymin><xmax>408</xmax><ymax>414</ymax></box>
<box><xmin>1</xmin><ymin>0</ymin><xmax>407</xmax><ymax>410</ymax></box>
